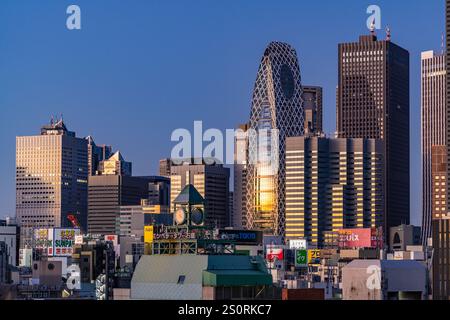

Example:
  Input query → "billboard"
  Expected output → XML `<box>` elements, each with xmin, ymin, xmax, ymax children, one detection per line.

<box><xmin>144</xmin><ymin>226</ymin><xmax>154</xmax><ymax>243</ymax></box>
<box><xmin>289</xmin><ymin>239</ymin><xmax>307</xmax><ymax>250</ymax></box>
<box><xmin>218</xmin><ymin>230</ymin><xmax>263</xmax><ymax>245</ymax></box>
<box><xmin>338</xmin><ymin>229</ymin><xmax>372</xmax><ymax>248</ymax></box>
<box><xmin>295</xmin><ymin>250</ymin><xmax>308</xmax><ymax>267</ymax></box>
<box><xmin>266</xmin><ymin>245</ymin><xmax>284</xmax><ymax>262</ymax></box>
<box><xmin>34</xmin><ymin>228</ymin><xmax>54</xmax><ymax>256</ymax></box>
<box><xmin>34</xmin><ymin>228</ymin><xmax>80</xmax><ymax>257</ymax></box>
<box><xmin>308</xmin><ymin>249</ymin><xmax>321</xmax><ymax>265</ymax></box>
<box><xmin>53</xmin><ymin>228</ymin><xmax>80</xmax><ymax>256</ymax></box>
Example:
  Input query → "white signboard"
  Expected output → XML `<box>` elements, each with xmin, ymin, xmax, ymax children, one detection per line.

<box><xmin>289</xmin><ymin>239</ymin><xmax>307</xmax><ymax>250</ymax></box>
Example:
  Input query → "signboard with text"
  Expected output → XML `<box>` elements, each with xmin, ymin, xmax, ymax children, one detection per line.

<box><xmin>295</xmin><ymin>250</ymin><xmax>308</xmax><ymax>267</ymax></box>
<box><xmin>266</xmin><ymin>245</ymin><xmax>284</xmax><ymax>262</ymax></box>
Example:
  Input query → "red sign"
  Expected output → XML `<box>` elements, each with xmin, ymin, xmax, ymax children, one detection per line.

<box><xmin>266</xmin><ymin>245</ymin><xmax>284</xmax><ymax>262</ymax></box>
<box><xmin>338</xmin><ymin>229</ymin><xmax>372</xmax><ymax>248</ymax></box>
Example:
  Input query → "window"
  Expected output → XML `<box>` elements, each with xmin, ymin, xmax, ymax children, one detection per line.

<box><xmin>177</xmin><ymin>275</ymin><xmax>186</xmax><ymax>285</ymax></box>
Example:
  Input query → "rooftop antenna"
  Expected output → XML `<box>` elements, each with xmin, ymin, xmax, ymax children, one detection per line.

<box><xmin>370</xmin><ymin>18</ymin><xmax>376</xmax><ymax>35</ymax></box>
<box><xmin>386</xmin><ymin>26</ymin><xmax>391</xmax><ymax>41</ymax></box>
<box><xmin>50</xmin><ymin>115</ymin><xmax>54</xmax><ymax>126</ymax></box>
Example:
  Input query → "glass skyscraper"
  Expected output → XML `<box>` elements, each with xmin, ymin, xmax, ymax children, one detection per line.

<box><xmin>245</xmin><ymin>42</ymin><xmax>304</xmax><ymax>236</ymax></box>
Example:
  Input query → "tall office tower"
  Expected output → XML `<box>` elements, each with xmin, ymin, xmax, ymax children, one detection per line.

<box><xmin>16</xmin><ymin>119</ymin><xmax>88</xmax><ymax>248</ymax></box>
<box><xmin>421</xmin><ymin>51</ymin><xmax>447</xmax><ymax>245</ymax></box>
<box><xmin>86</xmin><ymin>136</ymin><xmax>112</xmax><ymax>176</ymax></box>
<box><xmin>285</xmin><ymin>136</ymin><xmax>384</xmax><ymax>247</ymax></box>
<box><xmin>302</xmin><ymin>86</ymin><xmax>323</xmax><ymax>135</ymax></box>
<box><xmin>433</xmin><ymin>0</ymin><xmax>450</xmax><ymax>300</ymax></box>
<box><xmin>245</xmin><ymin>42</ymin><xmax>304</xmax><ymax>236</ymax></box>
<box><xmin>87</xmin><ymin>175</ymin><xmax>152</xmax><ymax>235</ymax></box>
<box><xmin>159</xmin><ymin>158</ymin><xmax>172</xmax><ymax>177</ymax></box>
<box><xmin>233</xmin><ymin>123</ymin><xmax>249</xmax><ymax>229</ymax></box>
<box><xmin>170</xmin><ymin>159</ymin><xmax>230</xmax><ymax>228</ymax></box>
<box><xmin>97</xmin><ymin>151</ymin><xmax>132</xmax><ymax>176</ymax></box>
<box><xmin>337</xmin><ymin>33</ymin><xmax>410</xmax><ymax>236</ymax></box>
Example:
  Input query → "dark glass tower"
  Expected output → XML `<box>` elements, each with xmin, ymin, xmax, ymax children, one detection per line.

<box><xmin>337</xmin><ymin>33</ymin><xmax>410</xmax><ymax>237</ymax></box>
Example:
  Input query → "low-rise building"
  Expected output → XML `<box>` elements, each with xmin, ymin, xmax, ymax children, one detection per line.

<box><xmin>342</xmin><ymin>260</ymin><xmax>427</xmax><ymax>300</ymax></box>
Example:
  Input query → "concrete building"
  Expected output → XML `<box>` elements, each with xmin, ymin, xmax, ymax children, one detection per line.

<box><xmin>337</xmin><ymin>33</ymin><xmax>410</xmax><ymax>236</ymax></box>
<box><xmin>16</xmin><ymin>118</ymin><xmax>88</xmax><ymax>247</ymax></box>
<box><xmin>170</xmin><ymin>159</ymin><xmax>230</xmax><ymax>229</ymax></box>
<box><xmin>88</xmin><ymin>175</ymin><xmax>153</xmax><ymax>235</ymax></box>
<box><xmin>389</xmin><ymin>224</ymin><xmax>421</xmax><ymax>252</ymax></box>
<box><xmin>131</xmin><ymin>255</ymin><xmax>272</xmax><ymax>300</ymax></box>
<box><xmin>302</xmin><ymin>86</ymin><xmax>323</xmax><ymax>135</ymax></box>
<box><xmin>245</xmin><ymin>42</ymin><xmax>304</xmax><ymax>236</ymax></box>
<box><xmin>421</xmin><ymin>51</ymin><xmax>447</xmax><ymax>245</ymax></box>
<box><xmin>342</xmin><ymin>260</ymin><xmax>427</xmax><ymax>300</ymax></box>
<box><xmin>285</xmin><ymin>136</ymin><xmax>384</xmax><ymax>247</ymax></box>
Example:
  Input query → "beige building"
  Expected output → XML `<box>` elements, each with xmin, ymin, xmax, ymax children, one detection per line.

<box><xmin>285</xmin><ymin>136</ymin><xmax>384</xmax><ymax>247</ymax></box>
<box><xmin>16</xmin><ymin>119</ymin><xmax>88</xmax><ymax>248</ymax></box>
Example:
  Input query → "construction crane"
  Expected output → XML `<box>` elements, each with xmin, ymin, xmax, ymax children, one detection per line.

<box><xmin>67</xmin><ymin>214</ymin><xmax>80</xmax><ymax>228</ymax></box>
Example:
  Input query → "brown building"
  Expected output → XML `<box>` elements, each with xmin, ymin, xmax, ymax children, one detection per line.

<box><xmin>337</xmin><ymin>33</ymin><xmax>410</xmax><ymax>236</ymax></box>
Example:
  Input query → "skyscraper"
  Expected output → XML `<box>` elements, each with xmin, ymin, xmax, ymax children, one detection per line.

<box><xmin>16</xmin><ymin>119</ymin><xmax>88</xmax><ymax>248</ymax></box>
<box><xmin>87</xmin><ymin>175</ymin><xmax>153</xmax><ymax>235</ymax></box>
<box><xmin>245</xmin><ymin>41</ymin><xmax>304</xmax><ymax>236</ymax></box>
<box><xmin>421</xmin><ymin>51</ymin><xmax>446</xmax><ymax>245</ymax></box>
<box><xmin>337</xmin><ymin>32</ymin><xmax>410</xmax><ymax>236</ymax></box>
<box><xmin>302</xmin><ymin>86</ymin><xmax>323</xmax><ymax>135</ymax></box>
<box><xmin>233</xmin><ymin>123</ymin><xmax>249</xmax><ymax>229</ymax></box>
<box><xmin>86</xmin><ymin>136</ymin><xmax>112</xmax><ymax>176</ymax></box>
<box><xmin>170</xmin><ymin>159</ymin><xmax>230</xmax><ymax>228</ymax></box>
<box><xmin>285</xmin><ymin>136</ymin><xmax>384</xmax><ymax>247</ymax></box>
<box><xmin>433</xmin><ymin>0</ymin><xmax>450</xmax><ymax>300</ymax></box>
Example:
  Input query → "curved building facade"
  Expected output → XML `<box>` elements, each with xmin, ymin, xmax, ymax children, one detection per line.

<box><xmin>244</xmin><ymin>42</ymin><xmax>304</xmax><ymax>236</ymax></box>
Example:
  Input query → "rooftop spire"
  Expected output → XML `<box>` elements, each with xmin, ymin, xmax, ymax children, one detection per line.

<box><xmin>386</xmin><ymin>26</ymin><xmax>391</xmax><ymax>41</ymax></box>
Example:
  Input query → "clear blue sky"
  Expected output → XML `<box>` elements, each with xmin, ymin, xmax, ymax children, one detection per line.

<box><xmin>0</xmin><ymin>0</ymin><xmax>445</xmax><ymax>225</ymax></box>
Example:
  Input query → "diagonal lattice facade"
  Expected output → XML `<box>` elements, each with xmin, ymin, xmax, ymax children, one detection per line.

<box><xmin>244</xmin><ymin>42</ymin><xmax>304</xmax><ymax>237</ymax></box>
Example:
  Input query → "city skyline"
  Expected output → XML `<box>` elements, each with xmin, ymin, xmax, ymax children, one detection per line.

<box><xmin>0</xmin><ymin>1</ymin><xmax>446</xmax><ymax>227</ymax></box>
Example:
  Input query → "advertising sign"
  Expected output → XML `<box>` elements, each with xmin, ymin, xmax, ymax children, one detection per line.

<box><xmin>266</xmin><ymin>245</ymin><xmax>284</xmax><ymax>262</ymax></box>
<box><xmin>338</xmin><ymin>229</ymin><xmax>372</xmax><ymax>248</ymax></box>
<box><xmin>75</xmin><ymin>235</ymin><xmax>83</xmax><ymax>245</ymax></box>
<box><xmin>295</xmin><ymin>250</ymin><xmax>308</xmax><ymax>267</ymax></box>
<box><xmin>53</xmin><ymin>228</ymin><xmax>80</xmax><ymax>256</ymax></box>
<box><xmin>33</xmin><ymin>228</ymin><xmax>54</xmax><ymax>256</ymax></box>
<box><xmin>144</xmin><ymin>226</ymin><xmax>154</xmax><ymax>243</ymax></box>
<box><xmin>104</xmin><ymin>235</ymin><xmax>118</xmax><ymax>246</ymax></box>
<box><xmin>218</xmin><ymin>230</ymin><xmax>263</xmax><ymax>245</ymax></box>
<box><xmin>289</xmin><ymin>239</ymin><xmax>307</xmax><ymax>250</ymax></box>
<box><xmin>308</xmin><ymin>249</ymin><xmax>321</xmax><ymax>265</ymax></box>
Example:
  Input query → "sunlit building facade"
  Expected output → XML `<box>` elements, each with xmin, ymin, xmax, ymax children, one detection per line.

<box><xmin>421</xmin><ymin>51</ymin><xmax>447</xmax><ymax>244</ymax></box>
<box><xmin>245</xmin><ymin>42</ymin><xmax>304</xmax><ymax>236</ymax></box>
<box><xmin>16</xmin><ymin>119</ymin><xmax>88</xmax><ymax>248</ymax></box>
<box><xmin>285</xmin><ymin>136</ymin><xmax>384</xmax><ymax>247</ymax></box>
